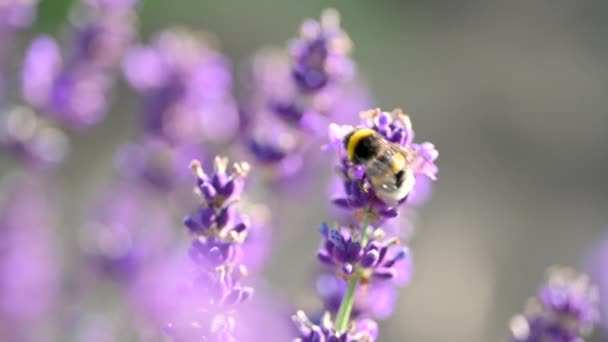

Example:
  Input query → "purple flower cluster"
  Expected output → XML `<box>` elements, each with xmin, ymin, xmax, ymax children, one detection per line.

<box><xmin>163</xmin><ymin>157</ymin><xmax>257</xmax><ymax>340</ymax></box>
<box><xmin>183</xmin><ymin>158</ymin><xmax>251</xmax><ymax>267</ymax></box>
<box><xmin>123</xmin><ymin>29</ymin><xmax>239</xmax><ymax>145</ymax></box>
<box><xmin>317</xmin><ymin>223</ymin><xmax>410</xmax><ymax>283</ymax></box>
<box><xmin>243</xmin><ymin>9</ymin><xmax>370</xmax><ymax>179</ymax></box>
<box><xmin>510</xmin><ymin>266</ymin><xmax>599</xmax><ymax>342</ymax></box>
<box><xmin>293</xmin><ymin>311</ymin><xmax>378</xmax><ymax>342</ymax></box>
<box><xmin>21</xmin><ymin>0</ymin><xmax>138</xmax><ymax>128</ymax></box>
<box><xmin>289</xmin><ymin>9</ymin><xmax>354</xmax><ymax>92</ymax></box>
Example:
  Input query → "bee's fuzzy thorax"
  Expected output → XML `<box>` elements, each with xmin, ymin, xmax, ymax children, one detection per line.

<box><xmin>345</xmin><ymin>128</ymin><xmax>376</xmax><ymax>161</ymax></box>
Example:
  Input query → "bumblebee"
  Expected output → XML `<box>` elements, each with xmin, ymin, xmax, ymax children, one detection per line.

<box><xmin>343</xmin><ymin>128</ymin><xmax>415</xmax><ymax>205</ymax></box>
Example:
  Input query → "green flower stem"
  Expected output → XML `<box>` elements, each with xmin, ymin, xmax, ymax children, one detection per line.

<box><xmin>334</xmin><ymin>213</ymin><xmax>371</xmax><ymax>333</ymax></box>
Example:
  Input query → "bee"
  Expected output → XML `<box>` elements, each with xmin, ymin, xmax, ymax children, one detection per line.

<box><xmin>342</xmin><ymin>128</ymin><xmax>415</xmax><ymax>205</ymax></box>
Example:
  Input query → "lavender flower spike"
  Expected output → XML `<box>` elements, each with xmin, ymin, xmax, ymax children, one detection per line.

<box><xmin>509</xmin><ymin>266</ymin><xmax>600</xmax><ymax>342</ymax></box>
<box><xmin>185</xmin><ymin>157</ymin><xmax>252</xmax><ymax>264</ymax></box>
<box><xmin>164</xmin><ymin>157</ymin><xmax>256</xmax><ymax>340</ymax></box>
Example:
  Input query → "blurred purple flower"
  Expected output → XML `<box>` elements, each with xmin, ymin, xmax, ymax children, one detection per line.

<box><xmin>163</xmin><ymin>264</ymin><xmax>253</xmax><ymax>341</ymax></box>
<box><xmin>289</xmin><ymin>8</ymin><xmax>354</xmax><ymax>92</ymax></box>
<box><xmin>509</xmin><ymin>266</ymin><xmax>599</xmax><ymax>342</ymax></box>
<box><xmin>242</xmin><ymin>9</ymin><xmax>371</xmax><ymax>180</ymax></box>
<box><xmin>0</xmin><ymin>176</ymin><xmax>59</xmax><ymax>339</ymax></box>
<box><xmin>123</xmin><ymin>29</ymin><xmax>239</xmax><ymax>145</ymax></box>
<box><xmin>293</xmin><ymin>310</ymin><xmax>378</xmax><ymax>342</ymax></box>
<box><xmin>132</xmin><ymin>256</ymin><xmax>290</xmax><ymax>342</ymax></box>
<box><xmin>80</xmin><ymin>182</ymin><xmax>173</xmax><ymax>281</ymax></box>
<box><xmin>0</xmin><ymin>105</ymin><xmax>69</xmax><ymax>169</ymax></box>
<box><xmin>113</xmin><ymin>136</ymin><xmax>203</xmax><ymax>192</ymax></box>
<box><xmin>21</xmin><ymin>0</ymin><xmax>138</xmax><ymax>128</ymax></box>
<box><xmin>0</xmin><ymin>0</ymin><xmax>39</xmax><ymax>31</ymax></box>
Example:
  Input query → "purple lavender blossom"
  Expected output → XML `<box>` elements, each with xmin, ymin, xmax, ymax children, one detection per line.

<box><xmin>147</xmin><ymin>156</ymin><xmax>264</xmax><ymax>340</ymax></box>
<box><xmin>0</xmin><ymin>176</ymin><xmax>59</xmax><ymax>340</ymax></box>
<box><xmin>123</xmin><ymin>29</ymin><xmax>239</xmax><ymax>145</ymax></box>
<box><xmin>21</xmin><ymin>0</ymin><xmax>138</xmax><ymax>128</ymax></box>
<box><xmin>327</xmin><ymin>108</ymin><xmax>438</xmax><ymax>222</ymax></box>
<box><xmin>0</xmin><ymin>105</ymin><xmax>69</xmax><ymax>169</ymax></box>
<box><xmin>289</xmin><ymin>8</ymin><xmax>354</xmax><ymax>92</ymax></box>
<box><xmin>509</xmin><ymin>266</ymin><xmax>599</xmax><ymax>342</ymax></box>
<box><xmin>183</xmin><ymin>157</ymin><xmax>272</xmax><ymax>271</ymax></box>
<box><xmin>317</xmin><ymin>223</ymin><xmax>411</xmax><ymax>284</ymax></box>
<box><xmin>242</xmin><ymin>10</ymin><xmax>370</xmax><ymax>180</ymax></box>
<box><xmin>293</xmin><ymin>310</ymin><xmax>378</xmax><ymax>342</ymax></box>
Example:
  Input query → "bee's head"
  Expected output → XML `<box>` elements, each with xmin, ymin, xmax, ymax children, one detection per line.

<box><xmin>343</xmin><ymin>128</ymin><xmax>379</xmax><ymax>163</ymax></box>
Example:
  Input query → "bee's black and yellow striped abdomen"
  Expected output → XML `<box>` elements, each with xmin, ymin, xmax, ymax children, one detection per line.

<box><xmin>343</xmin><ymin>128</ymin><xmax>379</xmax><ymax>163</ymax></box>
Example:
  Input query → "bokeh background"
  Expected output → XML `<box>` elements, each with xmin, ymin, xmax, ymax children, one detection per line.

<box><xmin>2</xmin><ymin>0</ymin><xmax>608</xmax><ymax>341</ymax></box>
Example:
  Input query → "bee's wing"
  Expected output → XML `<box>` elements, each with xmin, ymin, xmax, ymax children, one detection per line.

<box><xmin>391</xmin><ymin>143</ymin><xmax>417</xmax><ymax>165</ymax></box>
<box><xmin>369</xmin><ymin>140</ymin><xmax>412</xmax><ymax>191</ymax></box>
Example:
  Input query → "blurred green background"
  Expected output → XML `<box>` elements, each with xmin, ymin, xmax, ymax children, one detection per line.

<box><xmin>5</xmin><ymin>0</ymin><xmax>608</xmax><ymax>340</ymax></box>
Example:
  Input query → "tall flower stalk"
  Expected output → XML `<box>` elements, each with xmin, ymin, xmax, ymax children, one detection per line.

<box><xmin>294</xmin><ymin>108</ymin><xmax>438</xmax><ymax>340</ymax></box>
